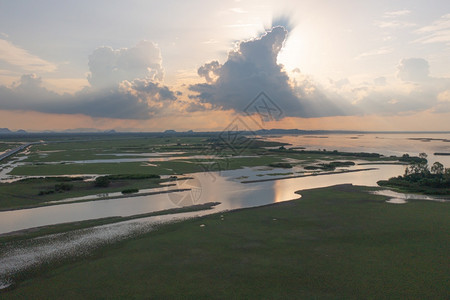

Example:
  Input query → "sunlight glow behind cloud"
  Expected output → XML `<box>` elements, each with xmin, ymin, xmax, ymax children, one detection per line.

<box><xmin>0</xmin><ymin>0</ymin><xmax>449</xmax><ymax>131</ymax></box>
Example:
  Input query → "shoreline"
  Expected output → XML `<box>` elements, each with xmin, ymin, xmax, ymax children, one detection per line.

<box><xmin>241</xmin><ymin>168</ymin><xmax>378</xmax><ymax>183</ymax></box>
<box><xmin>0</xmin><ymin>201</ymin><xmax>220</xmax><ymax>239</ymax></box>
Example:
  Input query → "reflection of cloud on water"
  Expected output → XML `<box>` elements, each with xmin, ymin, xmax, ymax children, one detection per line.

<box><xmin>168</xmin><ymin>176</ymin><xmax>203</xmax><ymax>206</ymax></box>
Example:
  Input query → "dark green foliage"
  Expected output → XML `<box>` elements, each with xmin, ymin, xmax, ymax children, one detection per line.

<box><xmin>38</xmin><ymin>183</ymin><xmax>73</xmax><ymax>196</ymax></box>
<box><xmin>378</xmin><ymin>160</ymin><xmax>450</xmax><ymax>195</ymax></box>
<box><xmin>270</xmin><ymin>149</ymin><xmax>381</xmax><ymax>158</ymax></box>
<box><xmin>399</xmin><ymin>153</ymin><xmax>428</xmax><ymax>164</ymax></box>
<box><xmin>19</xmin><ymin>176</ymin><xmax>84</xmax><ymax>183</ymax></box>
<box><xmin>94</xmin><ymin>176</ymin><xmax>110</xmax><ymax>187</ymax></box>
<box><xmin>38</xmin><ymin>190</ymin><xmax>55</xmax><ymax>196</ymax></box>
<box><xmin>268</xmin><ymin>162</ymin><xmax>293</xmax><ymax>168</ymax></box>
<box><xmin>304</xmin><ymin>165</ymin><xmax>322</xmax><ymax>170</ymax></box>
<box><xmin>54</xmin><ymin>183</ymin><xmax>73</xmax><ymax>192</ymax></box>
<box><xmin>305</xmin><ymin>161</ymin><xmax>355</xmax><ymax>171</ymax></box>
<box><xmin>121</xmin><ymin>188</ymin><xmax>139</xmax><ymax>194</ymax></box>
<box><xmin>104</xmin><ymin>174</ymin><xmax>160</xmax><ymax>180</ymax></box>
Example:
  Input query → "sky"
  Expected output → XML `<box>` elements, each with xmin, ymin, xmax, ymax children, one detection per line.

<box><xmin>0</xmin><ymin>0</ymin><xmax>449</xmax><ymax>132</ymax></box>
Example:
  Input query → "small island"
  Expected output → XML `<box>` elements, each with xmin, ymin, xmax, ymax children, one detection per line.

<box><xmin>378</xmin><ymin>153</ymin><xmax>450</xmax><ymax>195</ymax></box>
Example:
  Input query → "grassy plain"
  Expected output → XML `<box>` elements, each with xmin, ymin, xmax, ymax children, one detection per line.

<box><xmin>3</xmin><ymin>185</ymin><xmax>448</xmax><ymax>299</ymax></box>
<box><xmin>0</xmin><ymin>176</ymin><xmax>165</xmax><ymax>210</ymax></box>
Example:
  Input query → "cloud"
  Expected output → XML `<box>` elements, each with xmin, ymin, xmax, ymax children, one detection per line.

<box><xmin>376</xmin><ymin>10</ymin><xmax>415</xmax><ymax>29</ymax></box>
<box><xmin>347</xmin><ymin>58</ymin><xmax>450</xmax><ymax>115</ymax></box>
<box><xmin>415</xmin><ymin>14</ymin><xmax>450</xmax><ymax>44</ymax></box>
<box><xmin>197</xmin><ymin>60</ymin><xmax>221</xmax><ymax>83</ymax></box>
<box><xmin>0</xmin><ymin>74</ymin><xmax>177</xmax><ymax>119</ymax></box>
<box><xmin>397</xmin><ymin>58</ymin><xmax>430</xmax><ymax>82</ymax></box>
<box><xmin>189</xmin><ymin>26</ymin><xmax>350</xmax><ymax>118</ymax></box>
<box><xmin>373</xmin><ymin>77</ymin><xmax>387</xmax><ymax>86</ymax></box>
<box><xmin>375</xmin><ymin>20</ymin><xmax>415</xmax><ymax>29</ymax></box>
<box><xmin>87</xmin><ymin>41</ymin><xmax>164</xmax><ymax>89</ymax></box>
<box><xmin>0</xmin><ymin>41</ymin><xmax>179</xmax><ymax>119</ymax></box>
<box><xmin>270</xmin><ymin>14</ymin><xmax>295</xmax><ymax>33</ymax></box>
<box><xmin>355</xmin><ymin>47</ymin><xmax>393</xmax><ymax>60</ymax></box>
<box><xmin>434</xmin><ymin>90</ymin><xmax>450</xmax><ymax>113</ymax></box>
<box><xmin>0</xmin><ymin>39</ymin><xmax>57</xmax><ymax>73</ymax></box>
<box><xmin>438</xmin><ymin>90</ymin><xmax>450</xmax><ymax>103</ymax></box>
<box><xmin>383</xmin><ymin>10</ymin><xmax>411</xmax><ymax>17</ymax></box>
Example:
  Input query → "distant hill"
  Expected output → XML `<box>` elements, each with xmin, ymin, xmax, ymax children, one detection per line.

<box><xmin>164</xmin><ymin>130</ymin><xmax>177</xmax><ymax>134</ymax></box>
<box><xmin>104</xmin><ymin>129</ymin><xmax>117</xmax><ymax>134</ymax></box>
<box><xmin>0</xmin><ymin>128</ymin><xmax>28</xmax><ymax>134</ymax></box>
<box><xmin>62</xmin><ymin>128</ymin><xmax>102</xmax><ymax>133</ymax></box>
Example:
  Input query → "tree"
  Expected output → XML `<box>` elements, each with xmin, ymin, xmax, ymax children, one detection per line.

<box><xmin>94</xmin><ymin>176</ymin><xmax>110</xmax><ymax>187</ymax></box>
<box><xmin>431</xmin><ymin>162</ymin><xmax>444</xmax><ymax>175</ymax></box>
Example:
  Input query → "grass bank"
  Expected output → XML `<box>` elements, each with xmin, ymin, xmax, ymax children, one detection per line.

<box><xmin>0</xmin><ymin>202</ymin><xmax>220</xmax><ymax>244</ymax></box>
<box><xmin>3</xmin><ymin>185</ymin><xmax>448</xmax><ymax>299</ymax></box>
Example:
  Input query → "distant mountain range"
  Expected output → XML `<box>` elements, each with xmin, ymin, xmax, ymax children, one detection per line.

<box><xmin>0</xmin><ymin>128</ymin><xmax>116</xmax><ymax>134</ymax></box>
<box><xmin>0</xmin><ymin>127</ymin><xmax>449</xmax><ymax>136</ymax></box>
<box><xmin>0</xmin><ymin>128</ymin><xmax>27</xmax><ymax>134</ymax></box>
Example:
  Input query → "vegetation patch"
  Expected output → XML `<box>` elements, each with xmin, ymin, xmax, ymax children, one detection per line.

<box><xmin>121</xmin><ymin>188</ymin><xmax>139</xmax><ymax>194</ymax></box>
<box><xmin>305</xmin><ymin>161</ymin><xmax>355</xmax><ymax>171</ymax></box>
<box><xmin>0</xmin><ymin>175</ymin><xmax>165</xmax><ymax>211</ymax></box>
<box><xmin>268</xmin><ymin>162</ymin><xmax>293</xmax><ymax>168</ymax></box>
<box><xmin>378</xmin><ymin>154</ymin><xmax>450</xmax><ymax>195</ymax></box>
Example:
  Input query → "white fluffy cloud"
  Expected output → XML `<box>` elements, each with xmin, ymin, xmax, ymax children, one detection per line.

<box><xmin>339</xmin><ymin>58</ymin><xmax>450</xmax><ymax>115</ymax></box>
<box><xmin>87</xmin><ymin>41</ymin><xmax>164</xmax><ymax>89</ymax></box>
<box><xmin>397</xmin><ymin>58</ymin><xmax>430</xmax><ymax>82</ymax></box>
<box><xmin>189</xmin><ymin>26</ymin><xmax>350</xmax><ymax>118</ymax></box>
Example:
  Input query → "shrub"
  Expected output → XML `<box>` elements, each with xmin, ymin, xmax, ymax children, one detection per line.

<box><xmin>269</xmin><ymin>162</ymin><xmax>293</xmax><ymax>168</ymax></box>
<box><xmin>94</xmin><ymin>176</ymin><xmax>110</xmax><ymax>187</ymax></box>
<box><xmin>54</xmin><ymin>183</ymin><xmax>73</xmax><ymax>191</ymax></box>
<box><xmin>122</xmin><ymin>189</ymin><xmax>139</xmax><ymax>194</ymax></box>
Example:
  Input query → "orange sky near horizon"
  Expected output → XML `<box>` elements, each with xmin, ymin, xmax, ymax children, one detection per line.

<box><xmin>1</xmin><ymin>109</ymin><xmax>449</xmax><ymax>132</ymax></box>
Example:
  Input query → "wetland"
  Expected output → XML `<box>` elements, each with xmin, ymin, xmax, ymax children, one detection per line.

<box><xmin>0</xmin><ymin>132</ymin><xmax>449</xmax><ymax>297</ymax></box>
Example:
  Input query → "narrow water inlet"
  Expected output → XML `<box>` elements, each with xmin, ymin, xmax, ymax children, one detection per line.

<box><xmin>372</xmin><ymin>190</ymin><xmax>449</xmax><ymax>203</ymax></box>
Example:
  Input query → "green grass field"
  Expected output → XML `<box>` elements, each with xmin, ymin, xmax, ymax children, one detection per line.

<box><xmin>3</xmin><ymin>185</ymin><xmax>448</xmax><ymax>299</ymax></box>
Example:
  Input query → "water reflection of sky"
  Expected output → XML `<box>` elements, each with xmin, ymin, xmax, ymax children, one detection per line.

<box><xmin>0</xmin><ymin>164</ymin><xmax>407</xmax><ymax>235</ymax></box>
<box><xmin>265</xmin><ymin>133</ymin><xmax>450</xmax><ymax>165</ymax></box>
